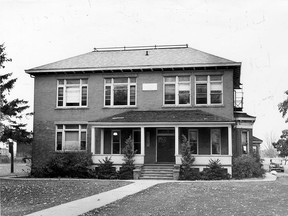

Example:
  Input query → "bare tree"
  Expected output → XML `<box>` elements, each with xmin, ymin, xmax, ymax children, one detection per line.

<box><xmin>261</xmin><ymin>132</ymin><xmax>278</xmax><ymax>158</ymax></box>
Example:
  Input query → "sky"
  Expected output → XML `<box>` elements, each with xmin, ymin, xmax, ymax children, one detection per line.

<box><xmin>1</xmin><ymin>0</ymin><xmax>288</xmax><ymax>147</ymax></box>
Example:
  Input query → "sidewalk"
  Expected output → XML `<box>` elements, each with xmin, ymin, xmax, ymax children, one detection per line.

<box><xmin>25</xmin><ymin>180</ymin><xmax>166</xmax><ymax>216</ymax></box>
<box><xmin>25</xmin><ymin>173</ymin><xmax>277</xmax><ymax>216</ymax></box>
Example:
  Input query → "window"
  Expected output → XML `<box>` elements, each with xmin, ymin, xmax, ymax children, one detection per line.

<box><xmin>104</xmin><ymin>78</ymin><xmax>136</xmax><ymax>107</ymax></box>
<box><xmin>241</xmin><ymin>131</ymin><xmax>249</xmax><ymax>154</ymax></box>
<box><xmin>133</xmin><ymin>130</ymin><xmax>141</xmax><ymax>154</ymax></box>
<box><xmin>188</xmin><ymin>129</ymin><xmax>198</xmax><ymax>154</ymax></box>
<box><xmin>211</xmin><ymin>129</ymin><xmax>221</xmax><ymax>154</ymax></box>
<box><xmin>164</xmin><ymin>76</ymin><xmax>191</xmax><ymax>105</ymax></box>
<box><xmin>195</xmin><ymin>75</ymin><xmax>223</xmax><ymax>105</ymax></box>
<box><xmin>111</xmin><ymin>130</ymin><xmax>121</xmax><ymax>154</ymax></box>
<box><xmin>56</xmin><ymin>124</ymin><xmax>87</xmax><ymax>151</ymax></box>
<box><xmin>57</xmin><ymin>79</ymin><xmax>88</xmax><ymax>107</ymax></box>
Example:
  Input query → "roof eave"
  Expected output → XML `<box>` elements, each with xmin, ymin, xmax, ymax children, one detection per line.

<box><xmin>25</xmin><ymin>62</ymin><xmax>242</xmax><ymax>75</ymax></box>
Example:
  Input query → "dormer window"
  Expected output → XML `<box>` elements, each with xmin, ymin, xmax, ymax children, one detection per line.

<box><xmin>104</xmin><ymin>77</ymin><xmax>136</xmax><ymax>107</ymax></box>
<box><xmin>57</xmin><ymin>79</ymin><xmax>88</xmax><ymax>108</ymax></box>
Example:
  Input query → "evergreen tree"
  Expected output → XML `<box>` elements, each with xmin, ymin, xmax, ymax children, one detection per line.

<box><xmin>0</xmin><ymin>44</ymin><xmax>32</xmax><ymax>144</ymax></box>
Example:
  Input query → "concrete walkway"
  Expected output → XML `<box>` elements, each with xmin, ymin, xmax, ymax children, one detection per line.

<box><xmin>25</xmin><ymin>173</ymin><xmax>277</xmax><ymax>216</ymax></box>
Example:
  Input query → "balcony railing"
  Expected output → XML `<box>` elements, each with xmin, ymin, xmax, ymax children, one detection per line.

<box><xmin>234</xmin><ymin>89</ymin><xmax>243</xmax><ymax>111</ymax></box>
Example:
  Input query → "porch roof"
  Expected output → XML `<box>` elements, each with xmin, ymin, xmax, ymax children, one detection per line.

<box><xmin>90</xmin><ymin>110</ymin><xmax>234</xmax><ymax>124</ymax></box>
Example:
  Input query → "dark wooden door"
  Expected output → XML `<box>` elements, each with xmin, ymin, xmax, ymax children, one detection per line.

<box><xmin>157</xmin><ymin>136</ymin><xmax>175</xmax><ymax>163</ymax></box>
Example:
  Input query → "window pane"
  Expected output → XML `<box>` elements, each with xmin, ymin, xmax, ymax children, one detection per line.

<box><xmin>66</xmin><ymin>86</ymin><xmax>80</xmax><ymax>106</ymax></box>
<box><xmin>64</xmin><ymin>131</ymin><xmax>79</xmax><ymax>150</ymax></box>
<box><xmin>165</xmin><ymin>84</ymin><xmax>175</xmax><ymax>104</ymax></box>
<box><xmin>112</xmin><ymin>131</ymin><xmax>120</xmax><ymax>154</ymax></box>
<box><xmin>105</xmin><ymin>86</ymin><xmax>111</xmax><ymax>106</ymax></box>
<box><xmin>179</xmin><ymin>91</ymin><xmax>190</xmax><ymax>104</ymax></box>
<box><xmin>80</xmin><ymin>132</ymin><xmax>86</xmax><ymax>150</ymax></box>
<box><xmin>65</xmin><ymin>125</ymin><xmax>79</xmax><ymax>129</ymax></box>
<box><xmin>189</xmin><ymin>131</ymin><xmax>197</xmax><ymax>154</ymax></box>
<box><xmin>196</xmin><ymin>76</ymin><xmax>207</xmax><ymax>82</ymax></box>
<box><xmin>57</xmin><ymin>132</ymin><xmax>62</xmax><ymax>150</ymax></box>
<box><xmin>164</xmin><ymin>77</ymin><xmax>176</xmax><ymax>82</ymax></box>
<box><xmin>211</xmin><ymin>92</ymin><xmax>222</xmax><ymax>104</ymax></box>
<box><xmin>57</xmin><ymin>125</ymin><xmax>63</xmax><ymax>129</ymax></box>
<box><xmin>134</xmin><ymin>130</ymin><xmax>141</xmax><ymax>154</ymax></box>
<box><xmin>211</xmin><ymin>129</ymin><xmax>221</xmax><ymax>154</ymax></box>
<box><xmin>105</xmin><ymin>78</ymin><xmax>112</xmax><ymax>84</ymax></box>
<box><xmin>66</xmin><ymin>79</ymin><xmax>80</xmax><ymax>84</ymax></box>
<box><xmin>58</xmin><ymin>79</ymin><xmax>64</xmax><ymax>85</ymax></box>
<box><xmin>130</xmin><ymin>85</ymin><xmax>136</xmax><ymax>105</ymax></box>
<box><xmin>81</xmin><ymin>79</ymin><xmax>88</xmax><ymax>84</ymax></box>
<box><xmin>130</xmin><ymin>77</ymin><xmax>136</xmax><ymax>83</ymax></box>
<box><xmin>179</xmin><ymin>76</ymin><xmax>190</xmax><ymax>82</ymax></box>
<box><xmin>114</xmin><ymin>85</ymin><xmax>128</xmax><ymax>105</ymax></box>
<box><xmin>242</xmin><ymin>132</ymin><xmax>248</xmax><ymax>154</ymax></box>
<box><xmin>65</xmin><ymin>131</ymin><xmax>79</xmax><ymax>141</ymax></box>
<box><xmin>210</xmin><ymin>75</ymin><xmax>222</xmax><ymax>81</ymax></box>
<box><xmin>196</xmin><ymin>84</ymin><xmax>207</xmax><ymax>104</ymax></box>
<box><xmin>81</xmin><ymin>125</ymin><xmax>87</xmax><ymax>129</ymax></box>
<box><xmin>81</xmin><ymin>86</ymin><xmax>87</xmax><ymax>106</ymax></box>
<box><xmin>114</xmin><ymin>78</ymin><xmax>128</xmax><ymax>83</ymax></box>
<box><xmin>58</xmin><ymin>87</ymin><xmax>64</xmax><ymax>106</ymax></box>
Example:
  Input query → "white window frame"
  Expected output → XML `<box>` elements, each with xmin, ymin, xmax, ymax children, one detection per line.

<box><xmin>57</xmin><ymin>79</ymin><xmax>88</xmax><ymax>108</ymax></box>
<box><xmin>211</xmin><ymin>128</ymin><xmax>221</xmax><ymax>155</ymax></box>
<box><xmin>55</xmin><ymin>124</ymin><xmax>87</xmax><ymax>151</ymax></box>
<box><xmin>188</xmin><ymin>129</ymin><xmax>198</xmax><ymax>155</ymax></box>
<box><xmin>163</xmin><ymin>76</ymin><xmax>191</xmax><ymax>106</ymax></box>
<box><xmin>241</xmin><ymin>130</ymin><xmax>249</xmax><ymax>154</ymax></box>
<box><xmin>195</xmin><ymin>75</ymin><xmax>223</xmax><ymax>106</ymax></box>
<box><xmin>104</xmin><ymin>78</ymin><xmax>137</xmax><ymax>107</ymax></box>
<box><xmin>111</xmin><ymin>130</ymin><xmax>121</xmax><ymax>154</ymax></box>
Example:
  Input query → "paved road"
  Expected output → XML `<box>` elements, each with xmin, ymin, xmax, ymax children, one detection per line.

<box><xmin>0</xmin><ymin>163</ymin><xmax>30</xmax><ymax>177</ymax></box>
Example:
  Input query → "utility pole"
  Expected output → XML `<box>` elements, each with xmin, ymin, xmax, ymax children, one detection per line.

<box><xmin>8</xmin><ymin>140</ymin><xmax>14</xmax><ymax>173</ymax></box>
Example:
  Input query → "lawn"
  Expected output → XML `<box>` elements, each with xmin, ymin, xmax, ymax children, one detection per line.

<box><xmin>83</xmin><ymin>177</ymin><xmax>288</xmax><ymax>216</ymax></box>
<box><xmin>0</xmin><ymin>178</ymin><xmax>131</xmax><ymax>216</ymax></box>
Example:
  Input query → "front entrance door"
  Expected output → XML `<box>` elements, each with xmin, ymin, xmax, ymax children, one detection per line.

<box><xmin>157</xmin><ymin>136</ymin><xmax>175</xmax><ymax>163</ymax></box>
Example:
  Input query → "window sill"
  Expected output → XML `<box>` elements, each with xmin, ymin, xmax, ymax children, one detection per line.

<box><xmin>103</xmin><ymin>106</ymin><xmax>138</xmax><ymax>109</ymax></box>
<box><xmin>55</xmin><ymin>150</ymin><xmax>87</xmax><ymax>152</ymax></box>
<box><xmin>162</xmin><ymin>105</ymin><xmax>192</xmax><ymax>108</ymax></box>
<box><xmin>55</xmin><ymin>107</ymin><xmax>89</xmax><ymax>110</ymax></box>
<box><xmin>194</xmin><ymin>104</ymin><xmax>224</xmax><ymax>108</ymax></box>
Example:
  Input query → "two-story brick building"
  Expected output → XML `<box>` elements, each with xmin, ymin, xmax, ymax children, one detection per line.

<box><xmin>26</xmin><ymin>44</ymin><xmax>259</xmax><ymax>178</ymax></box>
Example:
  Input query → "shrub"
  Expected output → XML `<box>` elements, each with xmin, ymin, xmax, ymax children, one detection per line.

<box><xmin>200</xmin><ymin>159</ymin><xmax>230</xmax><ymax>180</ymax></box>
<box><xmin>31</xmin><ymin>152</ymin><xmax>96</xmax><ymax>178</ymax></box>
<box><xmin>179</xmin><ymin>135</ymin><xmax>196</xmax><ymax>180</ymax></box>
<box><xmin>97</xmin><ymin>157</ymin><xmax>118</xmax><ymax>179</ymax></box>
<box><xmin>232</xmin><ymin>154</ymin><xmax>266</xmax><ymax>179</ymax></box>
<box><xmin>118</xmin><ymin>136</ymin><xmax>136</xmax><ymax>179</ymax></box>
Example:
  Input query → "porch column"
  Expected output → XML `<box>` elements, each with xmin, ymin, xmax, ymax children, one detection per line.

<box><xmin>175</xmin><ymin>126</ymin><xmax>179</xmax><ymax>155</ymax></box>
<box><xmin>91</xmin><ymin>127</ymin><xmax>95</xmax><ymax>154</ymax></box>
<box><xmin>228</xmin><ymin>125</ymin><xmax>232</xmax><ymax>155</ymax></box>
<box><xmin>100</xmin><ymin>129</ymin><xmax>104</xmax><ymax>154</ymax></box>
<box><xmin>141</xmin><ymin>127</ymin><xmax>145</xmax><ymax>156</ymax></box>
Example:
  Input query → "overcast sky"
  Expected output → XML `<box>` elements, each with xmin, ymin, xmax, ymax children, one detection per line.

<box><xmin>1</xmin><ymin>0</ymin><xmax>288</xmax><ymax>145</ymax></box>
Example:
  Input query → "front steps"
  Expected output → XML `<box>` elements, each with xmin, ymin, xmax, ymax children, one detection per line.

<box><xmin>139</xmin><ymin>164</ymin><xmax>174</xmax><ymax>180</ymax></box>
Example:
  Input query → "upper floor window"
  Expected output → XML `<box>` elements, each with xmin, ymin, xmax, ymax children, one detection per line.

<box><xmin>57</xmin><ymin>79</ymin><xmax>88</xmax><ymax>107</ymax></box>
<box><xmin>56</xmin><ymin>124</ymin><xmax>87</xmax><ymax>151</ymax></box>
<box><xmin>164</xmin><ymin>76</ymin><xmax>191</xmax><ymax>105</ymax></box>
<box><xmin>195</xmin><ymin>75</ymin><xmax>223</xmax><ymax>105</ymax></box>
<box><xmin>104</xmin><ymin>78</ymin><xmax>136</xmax><ymax>107</ymax></box>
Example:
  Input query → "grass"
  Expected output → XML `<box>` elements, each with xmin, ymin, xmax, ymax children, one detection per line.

<box><xmin>82</xmin><ymin>177</ymin><xmax>288</xmax><ymax>216</ymax></box>
<box><xmin>0</xmin><ymin>178</ymin><xmax>131</xmax><ymax>216</ymax></box>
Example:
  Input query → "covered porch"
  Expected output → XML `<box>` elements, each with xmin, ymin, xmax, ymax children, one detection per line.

<box><xmin>89</xmin><ymin>110</ymin><xmax>234</xmax><ymax>173</ymax></box>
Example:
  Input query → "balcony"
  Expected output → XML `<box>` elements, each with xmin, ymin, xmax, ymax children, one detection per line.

<box><xmin>234</xmin><ymin>89</ymin><xmax>243</xmax><ymax>111</ymax></box>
